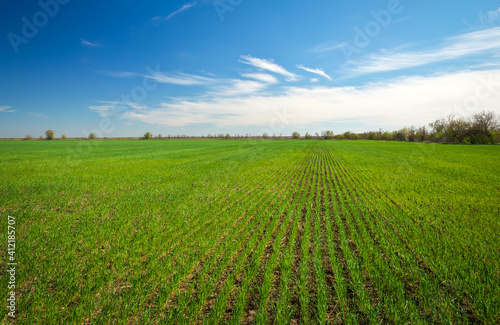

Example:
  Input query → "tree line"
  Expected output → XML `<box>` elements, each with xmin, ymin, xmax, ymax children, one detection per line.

<box><xmin>24</xmin><ymin>111</ymin><xmax>499</xmax><ymax>144</ymax></box>
<box><xmin>295</xmin><ymin>111</ymin><xmax>500</xmax><ymax>144</ymax></box>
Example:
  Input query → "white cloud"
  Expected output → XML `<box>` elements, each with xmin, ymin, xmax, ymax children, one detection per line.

<box><xmin>165</xmin><ymin>2</ymin><xmax>197</xmax><ymax>20</ymax></box>
<box><xmin>0</xmin><ymin>106</ymin><xmax>16</xmax><ymax>113</ymax></box>
<box><xmin>348</xmin><ymin>27</ymin><xmax>500</xmax><ymax>75</ymax></box>
<box><xmin>310</xmin><ymin>78</ymin><xmax>319</xmax><ymax>83</ymax></box>
<box><xmin>310</xmin><ymin>41</ymin><xmax>347</xmax><ymax>54</ymax></box>
<box><xmin>239</xmin><ymin>55</ymin><xmax>299</xmax><ymax>81</ymax></box>
<box><xmin>241</xmin><ymin>73</ymin><xmax>279</xmax><ymax>84</ymax></box>
<box><xmin>297</xmin><ymin>65</ymin><xmax>332</xmax><ymax>80</ymax></box>
<box><xmin>95</xmin><ymin>69</ymin><xmax>500</xmax><ymax>131</ymax></box>
<box><xmin>477</xmin><ymin>7</ymin><xmax>500</xmax><ymax>27</ymax></box>
<box><xmin>146</xmin><ymin>72</ymin><xmax>215</xmax><ymax>85</ymax></box>
<box><xmin>212</xmin><ymin>73</ymin><xmax>279</xmax><ymax>97</ymax></box>
<box><xmin>80</xmin><ymin>38</ymin><xmax>101</xmax><ymax>47</ymax></box>
<box><xmin>211</xmin><ymin>80</ymin><xmax>270</xmax><ymax>97</ymax></box>
<box><xmin>89</xmin><ymin>101</ymin><xmax>148</xmax><ymax>118</ymax></box>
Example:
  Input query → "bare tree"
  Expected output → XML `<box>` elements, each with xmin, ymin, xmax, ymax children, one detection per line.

<box><xmin>469</xmin><ymin>111</ymin><xmax>499</xmax><ymax>144</ymax></box>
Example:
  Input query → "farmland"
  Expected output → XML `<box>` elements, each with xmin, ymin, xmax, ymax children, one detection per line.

<box><xmin>0</xmin><ymin>139</ymin><xmax>499</xmax><ymax>324</ymax></box>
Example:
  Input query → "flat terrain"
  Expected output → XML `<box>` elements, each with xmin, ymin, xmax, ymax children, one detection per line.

<box><xmin>1</xmin><ymin>140</ymin><xmax>499</xmax><ymax>324</ymax></box>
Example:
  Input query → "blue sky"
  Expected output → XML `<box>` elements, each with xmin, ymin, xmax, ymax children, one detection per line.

<box><xmin>1</xmin><ymin>0</ymin><xmax>500</xmax><ymax>138</ymax></box>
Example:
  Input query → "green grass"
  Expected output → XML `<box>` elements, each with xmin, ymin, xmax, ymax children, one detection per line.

<box><xmin>0</xmin><ymin>139</ymin><xmax>499</xmax><ymax>324</ymax></box>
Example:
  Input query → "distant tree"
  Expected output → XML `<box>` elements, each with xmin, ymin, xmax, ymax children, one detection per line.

<box><xmin>304</xmin><ymin>132</ymin><xmax>312</xmax><ymax>139</ymax></box>
<box><xmin>61</xmin><ymin>134</ymin><xmax>67</xmax><ymax>140</ymax></box>
<box><xmin>407</xmin><ymin>126</ymin><xmax>417</xmax><ymax>142</ymax></box>
<box><xmin>393</xmin><ymin>129</ymin><xmax>408</xmax><ymax>142</ymax></box>
<box><xmin>89</xmin><ymin>132</ymin><xmax>96</xmax><ymax>140</ymax></box>
<box><xmin>225</xmin><ymin>133</ymin><xmax>230</xmax><ymax>140</ymax></box>
<box><xmin>157</xmin><ymin>134</ymin><xmax>162</xmax><ymax>139</ymax></box>
<box><xmin>429</xmin><ymin>119</ymin><xmax>446</xmax><ymax>142</ymax></box>
<box><xmin>143</xmin><ymin>132</ymin><xmax>151</xmax><ymax>140</ymax></box>
<box><xmin>444</xmin><ymin>116</ymin><xmax>469</xmax><ymax>143</ymax></box>
<box><xmin>39</xmin><ymin>135</ymin><xmax>43</xmax><ymax>140</ymax></box>
<box><xmin>321</xmin><ymin>130</ymin><xmax>334</xmax><ymax>140</ymax></box>
<box><xmin>291</xmin><ymin>131</ymin><xmax>300</xmax><ymax>139</ymax></box>
<box><xmin>45</xmin><ymin>130</ymin><xmax>55</xmax><ymax>140</ymax></box>
<box><xmin>23</xmin><ymin>134</ymin><xmax>33</xmax><ymax>140</ymax></box>
<box><xmin>315</xmin><ymin>132</ymin><xmax>320</xmax><ymax>139</ymax></box>
<box><xmin>492</xmin><ymin>129</ymin><xmax>500</xmax><ymax>144</ymax></box>
<box><xmin>469</xmin><ymin>111</ymin><xmax>499</xmax><ymax>144</ymax></box>
<box><xmin>415</xmin><ymin>126</ymin><xmax>427</xmax><ymax>142</ymax></box>
<box><xmin>381</xmin><ymin>131</ymin><xmax>392</xmax><ymax>141</ymax></box>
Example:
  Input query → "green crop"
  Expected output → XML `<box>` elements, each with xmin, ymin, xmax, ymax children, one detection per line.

<box><xmin>0</xmin><ymin>139</ymin><xmax>498</xmax><ymax>323</ymax></box>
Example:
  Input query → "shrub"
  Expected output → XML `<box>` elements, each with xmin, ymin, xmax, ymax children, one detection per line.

<box><xmin>321</xmin><ymin>130</ymin><xmax>334</xmax><ymax>140</ymax></box>
<box><xmin>45</xmin><ymin>130</ymin><xmax>55</xmax><ymax>140</ymax></box>
<box><xmin>291</xmin><ymin>132</ymin><xmax>300</xmax><ymax>139</ymax></box>
<box><xmin>89</xmin><ymin>132</ymin><xmax>96</xmax><ymax>140</ymax></box>
<box><xmin>23</xmin><ymin>134</ymin><xmax>33</xmax><ymax>140</ymax></box>
<box><xmin>61</xmin><ymin>134</ymin><xmax>67</xmax><ymax>140</ymax></box>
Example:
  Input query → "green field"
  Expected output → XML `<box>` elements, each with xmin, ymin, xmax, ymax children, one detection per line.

<box><xmin>1</xmin><ymin>140</ymin><xmax>499</xmax><ymax>324</ymax></box>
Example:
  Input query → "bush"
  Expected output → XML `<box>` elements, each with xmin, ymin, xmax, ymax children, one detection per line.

<box><xmin>61</xmin><ymin>134</ymin><xmax>67</xmax><ymax>140</ymax></box>
<box><xmin>23</xmin><ymin>135</ymin><xmax>33</xmax><ymax>140</ymax></box>
<box><xmin>291</xmin><ymin>132</ymin><xmax>300</xmax><ymax>139</ymax></box>
<box><xmin>304</xmin><ymin>132</ymin><xmax>312</xmax><ymax>139</ymax></box>
<box><xmin>89</xmin><ymin>132</ymin><xmax>96</xmax><ymax>140</ymax></box>
<box><xmin>321</xmin><ymin>130</ymin><xmax>334</xmax><ymax>140</ymax></box>
<box><xmin>45</xmin><ymin>130</ymin><xmax>55</xmax><ymax>140</ymax></box>
<box><xmin>143</xmin><ymin>132</ymin><xmax>151</xmax><ymax>140</ymax></box>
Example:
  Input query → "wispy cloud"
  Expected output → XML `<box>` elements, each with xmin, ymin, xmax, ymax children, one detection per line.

<box><xmin>0</xmin><ymin>106</ymin><xmax>16</xmax><ymax>113</ymax></box>
<box><xmin>161</xmin><ymin>2</ymin><xmax>197</xmax><ymax>21</ymax></box>
<box><xmin>476</xmin><ymin>7</ymin><xmax>500</xmax><ymax>27</ymax></box>
<box><xmin>310</xmin><ymin>78</ymin><xmax>319</xmax><ymax>83</ymax></box>
<box><xmin>241</xmin><ymin>73</ymin><xmax>279</xmax><ymax>84</ymax></box>
<box><xmin>90</xmin><ymin>69</ymin><xmax>500</xmax><ymax>131</ymax></box>
<box><xmin>309</xmin><ymin>41</ymin><xmax>347</xmax><ymax>54</ymax></box>
<box><xmin>97</xmin><ymin>69</ymin><xmax>215</xmax><ymax>86</ymax></box>
<box><xmin>89</xmin><ymin>101</ymin><xmax>148</xmax><ymax>118</ymax></box>
<box><xmin>297</xmin><ymin>65</ymin><xmax>332</xmax><ymax>81</ymax></box>
<box><xmin>95</xmin><ymin>70</ymin><xmax>139</xmax><ymax>78</ymax></box>
<box><xmin>239</xmin><ymin>55</ymin><xmax>299</xmax><ymax>81</ymax></box>
<box><xmin>347</xmin><ymin>27</ymin><xmax>500</xmax><ymax>75</ymax></box>
<box><xmin>80</xmin><ymin>38</ymin><xmax>101</xmax><ymax>47</ymax></box>
<box><xmin>26</xmin><ymin>112</ymin><xmax>47</xmax><ymax>118</ymax></box>
<box><xmin>146</xmin><ymin>72</ymin><xmax>215</xmax><ymax>85</ymax></box>
<box><xmin>211</xmin><ymin>73</ymin><xmax>279</xmax><ymax>97</ymax></box>
<box><xmin>211</xmin><ymin>80</ymin><xmax>270</xmax><ymax>97</ymax></box>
